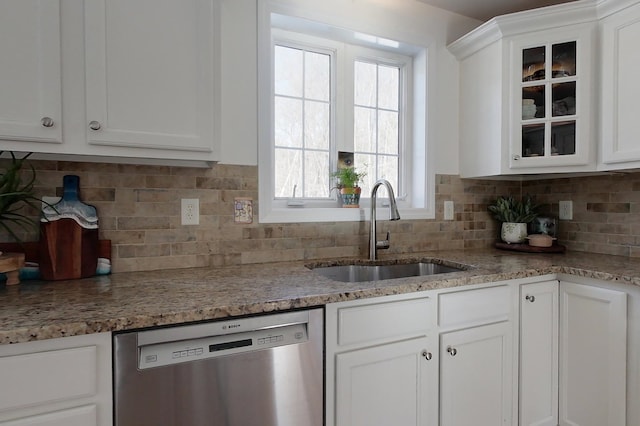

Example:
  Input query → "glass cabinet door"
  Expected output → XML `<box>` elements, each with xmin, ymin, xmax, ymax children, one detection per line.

<box><xmin>519</xmin><ymin>40</ymin><xmax>577</xmax><ymax>159</ymax></box>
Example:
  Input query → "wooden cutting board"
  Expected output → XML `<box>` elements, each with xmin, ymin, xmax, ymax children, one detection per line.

<box><xmin>39</xmin><ymin>218</ymin><xmax>99</xmax><ymax>281</ymax></box>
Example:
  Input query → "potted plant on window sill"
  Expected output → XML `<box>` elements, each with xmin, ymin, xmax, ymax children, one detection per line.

<box><xmin>331</xmin><ymin>167</ymin><xmax>367</xmax><ymax>208</ymax></box>
<box><xmin>488</xmin><ymin>195</ymin><xmax>539</xmax><ymax>244</ymax></box>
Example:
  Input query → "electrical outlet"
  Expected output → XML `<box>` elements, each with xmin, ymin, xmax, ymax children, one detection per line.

<box><xmin>559</xmin><ymin>200</ymin><xmax>573</xmax><ymax>220</ymax></box>
<box><xmin>444</xmin><ymin>201</ymin><xmax>454</xmax><ymax>220</ymax></box>
<box><xmin>181</xmin><ymin>198</ymin><xmax>199</xmax><ymax>225</ymax></box>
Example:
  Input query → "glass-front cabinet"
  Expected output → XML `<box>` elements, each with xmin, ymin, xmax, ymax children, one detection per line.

<box><xmin>510</xmin><ymin>25</ymin><xmax>594</xmax><ymax>169</ymax></box>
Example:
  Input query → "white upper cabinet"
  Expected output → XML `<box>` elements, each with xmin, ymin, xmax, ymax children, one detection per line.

<box><xmin>0</xmin><ymin>1</ymin><xmax>62</xmax><ymax>145</ymax></box>
<box><xmin>509</xmin><ymin>25</ymin><xmax>595</xmax><ymax>170</ymax></box>
<box><xmin>84</xmin><ymin>0</ymin><xmax>219</xmax><ymax>158</ymax></box>
<box><xmin>0</xmin><ymin>0</ymin><xmax>220</xmax><ymax>164</ymax></box>
<box><xmin>599</xmin><ymin>0</ymin><xmax>640</xmax><ymax>169</ymax></box>
<box><xmin>449</xmin><ymin>3</ymin><xmax>598</xmax><ymax>178</ymax></box>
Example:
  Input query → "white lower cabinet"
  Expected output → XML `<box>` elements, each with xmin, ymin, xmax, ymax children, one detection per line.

<box><xmin>326</xmin><ymin>295</ymin><xmax>436</xmax><ymax>426</ymax></box>
<box><xmin>519</xmin><ymin>279</ymin><xmax>628</xmax><ymax>426</ymax></box>
<box><xmin>559</xmin><ymin>280</ymin><xmax>627</xmax><ymax>426</ymax></box>
<box><xmin>439</xmin><ymin>322</ymin><xmax>513</xmax><ymax>426</ymax></box>
<box><xmin>327</xmin><ymin>275</ymin><xmax>633</xmax><ymax>426</ymax></box>
<box><xmin>326</xmin><ymin>282</ymin><xmax>514</xmax><ymax>426</ymax></box>
<box><xmin>335</xmin><ymin>337</ymin><xmax>434</xmax><ymax>426</ymax></box>
<box><xmin>0</xmin><ymin>333</ymin><xmax>112</xmax><ymax>426</ymax></box>
<box><xmin>0</xmin><ymin>406</ymin><xmax>97</xmax><ymax>426</ymax></box>
<box><xmin>520</xmin><ymin>280</ymin><xmax>559</xmax><ymax>426</ymax></box>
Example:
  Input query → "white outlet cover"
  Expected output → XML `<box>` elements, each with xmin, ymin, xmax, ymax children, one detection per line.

<box><xmin>181</xmin><ymin>198</ymin><xmax>200</xmax><ymax>225</ymax></box>
<box><xmin>444</xmin><ymin>201</ymin><xmax>454</xmax><ymax>220</ymax></box>
<box><xmin>559</xmin><ymin>200</ymin><xmax>573</xmax><ymax>220</ymax></box>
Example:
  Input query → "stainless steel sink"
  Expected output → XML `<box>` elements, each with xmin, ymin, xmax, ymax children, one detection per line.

<box><xmin>312</xmin><ymin>262</ymin><xmax>466</xmax><ymax>283</ymax></box>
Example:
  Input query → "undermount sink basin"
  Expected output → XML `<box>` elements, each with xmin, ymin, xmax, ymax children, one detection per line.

<box><xmin>312</xmin><ymin>261</ymin><xmax>466</xmax><ymax>283</ymax></box>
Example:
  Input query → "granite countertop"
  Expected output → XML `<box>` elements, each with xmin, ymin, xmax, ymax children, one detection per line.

<box><xmin>1</xmin><ymin>248</ymin><xmax>639</xmax><ymax>345</ymax></box>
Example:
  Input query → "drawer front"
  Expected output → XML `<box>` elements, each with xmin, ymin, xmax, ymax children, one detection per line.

<box><xmin>0</xmin><ymin>346</ymin><xmax>97</xmax><ymax>412</ymax></box>
<box><xmin>0</xmin><ymin>405</ymin><xmax>97</xmax><ymax>426</ymax></box>
<box><xmin>338</xmin><ymin>297</ymin><xmax>431</xmax><ymax>347</ymax></box>
<box><xmin>438</xmin><ymin>285</ymin><xmax>511</xmax><ymax>328</ymax></box>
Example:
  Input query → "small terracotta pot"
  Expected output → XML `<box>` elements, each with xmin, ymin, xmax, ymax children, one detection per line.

<box><xmin>527</xmin><ymin>234</ymin><xmax>556</xmax><ymax>247</ymax></box>
<box><xmin>340</xmin><ymin>187</ymin><xmax>361</xmax><ymax>208</ymax></box>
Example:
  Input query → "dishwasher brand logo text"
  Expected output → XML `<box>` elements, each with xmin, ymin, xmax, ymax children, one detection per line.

<box><xmin>222</xmin><ymin>324</ymin><xmax>241</xmax><ymax>330</ymax></box>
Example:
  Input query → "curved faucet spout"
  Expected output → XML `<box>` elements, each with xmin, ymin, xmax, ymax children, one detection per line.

<box><xmin>369</xmin><ymin>179</ymin><xmax>401</xmax><ymax>261</ymax></box>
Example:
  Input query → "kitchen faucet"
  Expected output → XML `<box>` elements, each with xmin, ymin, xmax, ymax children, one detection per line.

<box><xmin>369</xmin><ymin>179</ymin><xmax>401</xmax><ymax>261</ymax></box>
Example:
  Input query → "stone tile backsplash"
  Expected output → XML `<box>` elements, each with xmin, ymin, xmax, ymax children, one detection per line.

<box><xmin>523</xmin><ymin>172</ymin><xmax>640</xmax><ymax>257</ymax></box>
<box><xmin>2</xmin><ymin>159</ymin><xmax>639</xmax><ymax>273</ymax></box>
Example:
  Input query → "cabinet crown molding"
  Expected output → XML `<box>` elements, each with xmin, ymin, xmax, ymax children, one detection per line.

<box><xmin>448</xmin><ymin>0</ymin><xmax>598</xmax><ymax>59</ymax></box>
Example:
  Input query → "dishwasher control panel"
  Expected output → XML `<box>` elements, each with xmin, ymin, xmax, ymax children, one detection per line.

<box><xmin>138</xmin><ymin>323</ymin><xmax>308</xmax><ymax>369</ymax></box>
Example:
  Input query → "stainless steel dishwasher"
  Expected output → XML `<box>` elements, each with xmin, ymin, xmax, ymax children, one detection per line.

<box><xmin>113</xmin><ymin>308</ymin><xmax>323</xmax><ymax>426</ymax></box>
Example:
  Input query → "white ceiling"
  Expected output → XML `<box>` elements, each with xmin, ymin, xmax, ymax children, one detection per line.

<box><xmin>417</xmin><ymin>0</ymin><xmax>576</xmax><ymax>21</ymax></box>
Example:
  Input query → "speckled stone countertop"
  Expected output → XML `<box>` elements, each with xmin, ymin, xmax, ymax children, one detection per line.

<box><xmin>1</xmin><ymin>248</ymin><xmax>639</xmax><ymax>345</ymax></box>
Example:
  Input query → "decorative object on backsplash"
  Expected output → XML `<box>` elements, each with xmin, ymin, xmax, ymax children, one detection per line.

<box><xmin>0</xmin><ymin>151</ymin><xmax>44</xmax><ymax>242</ymax></box>
<box><xmin>488</xmin><ymin>195</ymin><xmax>539</xmax><ymax>244</ymax></box>
<box><xmin>39</xmin><ymin>175</ymin><xmax>99</xmax><ymax>280</ymax></box>
<box><xmin>332</xmin><ymin>152</ymin><xmax>366</xmax><ymax>208</ymax></box>
<box><xmin>234</xmin><ymin>197</ymin><xmax>253</xmax><ymax>224</ymax></box>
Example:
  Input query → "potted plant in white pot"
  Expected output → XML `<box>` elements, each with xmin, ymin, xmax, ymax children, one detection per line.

<box><xmin>488</xmin><ymin>195</ymin><xmax>539</xmax><ymax>244</ymax></box>
<box><xmin>331</xmin><ymin>166</ymin><xmax>367</xmax><ymax>208</ymax></box>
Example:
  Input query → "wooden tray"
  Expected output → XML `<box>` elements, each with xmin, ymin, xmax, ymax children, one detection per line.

<box><xmin>0</xmin><ymin>253</ymin><xmax>25</xmax><ymax>285</ymax></box>
<box><xmin>495</xmin><ymin>241</ymin><xmax>566</xmax><ymax>253</ymax></box>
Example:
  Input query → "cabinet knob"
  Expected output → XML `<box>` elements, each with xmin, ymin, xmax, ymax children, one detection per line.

<box><xmin>446</xmin><ymin>346</ymin><xmax>457</xmax><ymax>356</ymax></box>
<box><xmin>89</xmin><ymin>120</ymin><xmax>102</xmax><ymax>130</ymax></box>
<box><xmin>513</xmin><ymin>155</ymin><xmax>521</xmax><ymax>161</ymax></box>
<box><xmin>41</xmin><ymin>117</ymin><xmax>54</xmax><ymax>127</ymax></box>
<box><xmin>525</xmin><ymin>295</ymin><xmax>535</xmax><ymax>303</ymax></box>
<box><xmin>422</xmin><ymin>350</ymin><xmax>433</xmax><ymax>361</ymax></box>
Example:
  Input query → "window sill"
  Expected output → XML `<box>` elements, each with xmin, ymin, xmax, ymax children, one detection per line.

<box><xmin>258</xmin><ymin>206</ymin><xmax>434</xmax><ymax>223</ymax></box>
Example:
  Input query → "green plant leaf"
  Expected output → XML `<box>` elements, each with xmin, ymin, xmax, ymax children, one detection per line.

<box><xmin>0</xmin><ymin>151</ymin><xmax>40</xmax><ymax>242</ymax></box>
<box><xmin>487</xmin><ymin>195</ymin><xmax>539</xmax><ymax>223</ymax></box>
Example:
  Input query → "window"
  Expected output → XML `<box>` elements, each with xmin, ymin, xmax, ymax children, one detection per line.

<box><xmin>274</xmin><ymin>44</ymin><xmax>332</xmax><ymax>199</ymax></box>
<box><xmin>258</xmin><ymin>4</ymin><xmax>434</xmax><ymax>223</ymax></box>
<box><xmin>353</xmin><ymin>60</ymin><xmax>402</xmax><ymax>197</ymax></box>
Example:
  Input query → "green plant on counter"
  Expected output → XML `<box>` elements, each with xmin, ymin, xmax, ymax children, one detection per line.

<box><xmin>488</xmin><ymin>195</ymin><xmax>539</xmax><ymax>223</ymax></box>
<box><xmin>331</xmin><ymin>166</ymin><xmax>367</xmax><ymax>189</ymax></box>
<box><xmin>0</xmin><ymin>151</ymin><xmax>41</xmax><ymax>241</ymax></box>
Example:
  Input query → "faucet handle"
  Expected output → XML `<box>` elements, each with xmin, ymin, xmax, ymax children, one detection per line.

<box><xmin>376</xmin><ymin>231</ymin><xmax>391</xmax><ymax>250</ymax></box>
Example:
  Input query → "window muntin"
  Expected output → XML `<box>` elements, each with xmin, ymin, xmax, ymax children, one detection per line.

<box><xmin>353</xmin><ymin>60</ymin><xmax>401</xmax><ymax>197</ymax></box>
<box><xmin>274</xmin><ymin>44</ymin><xmax>332</xmax><ymax>199</ymax></box>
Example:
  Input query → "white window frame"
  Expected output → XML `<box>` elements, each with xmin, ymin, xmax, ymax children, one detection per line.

<box><xmin>258</xmin><ymin>1</ymin><xmax>436</xmax><ymax>223</ymax></box>
<box><xmin>272</xmin><ymin>32</ymin><xmax>342</xmax><ymax>205</ymax></box>
<box><xmin>347</xmin><ymin>46</ymin><xmax>412</xmax><ymax>203</ymax></box>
